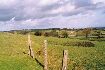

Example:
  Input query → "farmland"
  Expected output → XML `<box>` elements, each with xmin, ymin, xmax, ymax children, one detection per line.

<box><xmin>0</xmin><ymin>32</ymin><xmax>105</xmax><ymax>70</ymax></box>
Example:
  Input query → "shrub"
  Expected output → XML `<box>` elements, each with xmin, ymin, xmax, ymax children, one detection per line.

<box><xmin>34</xmin><ymin>31</ymin><xmax>42</xmax><ymax>36</ymax></box>
<box><xmin>59</xmin><ymin>31</ymin><xmax>68</xmax><ymax>38</ymax></box>
<box><xmin>19</xmin><ymin>31</ymin><xmax>29</xmax><ymax>35</ymax></box>
<box><xmin>43</xmin><ymin>32</ymin><xmax>51</xmax><ymax>37</ymax></box>
<box><xmin>50</xmin><ymin>30</ymin><xmax>58</xmax><ymax>37</ymax></box>
<box><xmin>48</xmin><ymin>41</ymin><xmax>95</xmax><ymax>47</ymax></box>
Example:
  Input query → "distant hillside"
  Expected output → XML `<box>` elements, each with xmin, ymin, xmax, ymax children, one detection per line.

<box><xmin>94</xmin><ymin>27</ymin><xmax>105</xmax><ymax>29</ymax></box>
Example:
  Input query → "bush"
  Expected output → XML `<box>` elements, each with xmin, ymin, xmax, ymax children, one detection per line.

<box><xmin>48</xmin><ymin>40</ymin><xmax>95</xmax><ymax>47</ymax></box>
<box><xmin>19</xmin><ymin>31</ymin><xmax>29</xmax><ymax>35</ymax></box>
<box><xmin>50</xmin><ymin>30</ymin><xmax>58</xmax><ymax>37</ymax></box>
<box><xmin>43</xmin><ymin>32</ymin><xmax>51</xmax><ymax>37</ymax></box>
<box><xmin>59</xmin><ymin>31</ymin><xmax>68</xmax><ymax>38</ymax></box>
<box><xmin>34</xmin><ymin>31</ymin><xmax>42</xmax><ymax>36</ymax></box>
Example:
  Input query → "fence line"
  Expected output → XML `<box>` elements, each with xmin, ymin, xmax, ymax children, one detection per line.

<box><xmin>43</xmin><ymin>40</ymin><xmax>48</xmax><ymax>70</ymax></box>
<box><xmin>62</xmin><ymin>50</ymin><xmax>68</xmax><ymax>70</ymax></box>
<box><xmin>28</xmin><ymin>33</ymin><xmax>34</xmax><ymax>58</ymax></box>
<box><xmin>26</xmin><ymin>36</ymin><xmax>68</xmax><ymax>70</ymax></box>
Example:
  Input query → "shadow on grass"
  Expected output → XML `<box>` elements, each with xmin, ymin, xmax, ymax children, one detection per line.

<box><xmin>23</xmin><ymin>52</ymin><xmax>44</xmax><ymax>68</ymax></box>
<box><xmin>35</xmin><ymin>58</ymin><xmax>44</xmax><ymax>68</ymax></box>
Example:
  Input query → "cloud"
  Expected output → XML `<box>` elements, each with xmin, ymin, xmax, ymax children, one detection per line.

<box><xmin>0</xmin><ymin>0</ymin><xmax>105</xmax><ymax>31</ymax></box>
<box><xmin>92</xmin><ymin>0</ymin><xmax>105</xmax><ymax>4</ymax></box>
<box><xmin>72</xmin><ymin>0</ymin><xmax>92</xmax><ymax>8</ymax></box>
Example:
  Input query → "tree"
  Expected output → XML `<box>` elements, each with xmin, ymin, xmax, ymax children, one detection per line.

<box><xmin>19</xmin><ymin>31</ymin><xmax>29</xmax><ymax>35</ymax></box>
<box><xmin>60</xmin><ymin>31</ymin><xmax>68</xmax><ymax>38</ymax></box>
<box><xmin>34</xmin><ymin>31</ymin><xmax>42</xmax><ymax>36</ymax></box>
<box><xmin>83</xmin><ymin>28</ymin><xmax>91</xmax><ymax>38</ymax></box>
<box><xmin>50</xmin><ymin>30</ymin><xmax>58</xmax><ymax>37</ymax></box>
<box><xmin>43</xmin><ymin>32</ymin><xmax>50</xmax><ymax>37</ymax></box>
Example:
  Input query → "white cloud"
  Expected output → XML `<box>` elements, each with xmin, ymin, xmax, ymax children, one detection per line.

<box><xmin>39</xmin><ymin>0</ymin><xmax>59</xmax><ymax>6</ymax></box>
<box><xmin>0</xmin><ymin>0</ymin><xmax>18</xmax><ymax>8</ymax></box>
<box><xmin>50</xmin><ymin>3</ymin><xmax>75</xmax><ymax>14</ymax></box>
<box><xmin>20</xmin><ymin>19</ymin><xmax>38</xmax><ymax>26</ymax></box>
<box><xmin>0</xmin><ymin>0</ymin><xmax>105</xmax><ymax>31</ymax></box>
<box><xmin>92</xmin><ymin>0</ymin><xmax>105</xmax><ymax>4</ymax></box>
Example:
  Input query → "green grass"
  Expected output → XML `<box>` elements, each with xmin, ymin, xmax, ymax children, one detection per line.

<box><xmin>0</xmin><ymin>32</ymin><xmax>105</xmax><ymax>70</ymax></box>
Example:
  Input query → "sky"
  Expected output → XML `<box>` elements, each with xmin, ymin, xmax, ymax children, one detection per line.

<box><xmin>0</xmin><ymin>0</ymin><xmax>105</xmax><ymax>31</ymax></box>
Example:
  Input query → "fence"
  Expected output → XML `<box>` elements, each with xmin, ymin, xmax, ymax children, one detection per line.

<box><xmin>27</xmin><ymin>34</ymin><xmax>68</xmax><ymax>70</ymax></box>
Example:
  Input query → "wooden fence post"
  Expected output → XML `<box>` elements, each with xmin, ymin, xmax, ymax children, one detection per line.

<box><xmin>44</xmin><ymin>40</ymin><xmax>48</xmax><ymax>70</ymax></box>
<box><xmin>62</xmin><ymin>50</ymin><xmax>68</xmax><ymax>70</ymax></box>
<box><xmin>28</xmin><ymin>33</ymin><xmax>34</xmax><ymax>58</ymax></box>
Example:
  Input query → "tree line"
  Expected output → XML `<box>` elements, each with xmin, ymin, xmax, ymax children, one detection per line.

<box><xmin>9</xmin><ymin>28</ymin><xmax>105</xmax><ymax>39</ymax></box>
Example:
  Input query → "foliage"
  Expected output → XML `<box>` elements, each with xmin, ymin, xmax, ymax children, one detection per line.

<box><xmin>34</xmin><ymin>31</ymin><xmax>42</xmax><ymax>36</ymax></box>
<box><xmin>59</xmin><ymin>31</ymin><xmax>68</xmax><ymax>38</ymax></box>
<box><xmin>43</xmin><ymin>32</ymin><xmax>51</xmax><ymax>37</ymax></box>
<box><xmin>50</xmin><ymin>30</ymin><xmax>58</xmax><ymax>37</ymax></box>
<box><xmin>83</xmin><ymin>28</ymin><xmax>91</xmax><ymax>38</ymax></box>
<box><xmin>48</xmin><ymin>40</ymin><xmax>95</xmax><ymax>47</ymax></box>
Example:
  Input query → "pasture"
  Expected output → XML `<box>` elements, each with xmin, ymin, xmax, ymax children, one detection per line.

<box><xmin>0</xmin><ymin>32</ymin><xmax>105</xmax><ymax>70</ymax></box>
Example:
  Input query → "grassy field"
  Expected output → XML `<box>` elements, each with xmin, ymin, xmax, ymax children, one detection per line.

<box><xmin>0</xmin><ymin>32</ymin><xmax>105</xmax><ymax>70</ymax></box>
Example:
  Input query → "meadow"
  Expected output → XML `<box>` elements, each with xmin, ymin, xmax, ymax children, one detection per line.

<box><xmin>0</xmin><ymin>32</ymin><xmax>105</xmax><ymax>70</ymax></box>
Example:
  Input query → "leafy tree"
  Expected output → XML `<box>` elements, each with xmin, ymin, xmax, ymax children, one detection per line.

<box><xmin>34</xmin><ymin>31</ymin><xmax>42</xmax><ymax>36</ymax></box>
<box><xmin>83</xmin><ymin>28</ymin><xmax>91</xmax><ymax>38</ymax></box>
<box><xmin>50</xmin><ymin>30</ymin><xmax>58</xmax><ymax>37</ymax></box>
<box><xmin>60</xmin><ymin>31</ymin><xmax>68</xmax><ymax>38</ymax></box>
